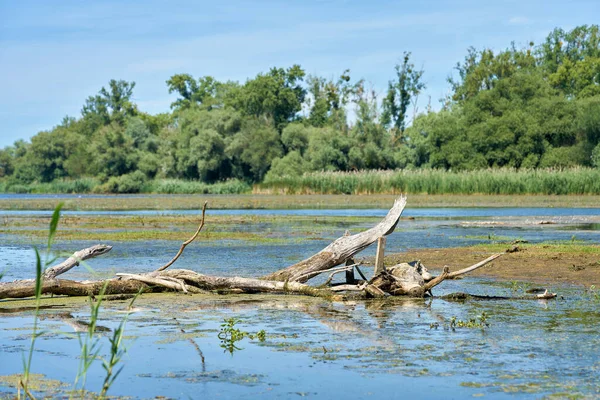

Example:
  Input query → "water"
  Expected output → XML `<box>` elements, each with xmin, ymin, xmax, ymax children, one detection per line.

<box><xmin>2</xmin><ymin>207</ymin><xmax>600</xmax><ymax>217</ymax></box>
<box><xmin>1</xmin><ymin>287</ymin><xmax>598</xmax><ymax>398</ymax></box>
<box><xmin>1</xmin><ymin>206</ymin><xmax>599</xmax><ymax>398</ymax></box>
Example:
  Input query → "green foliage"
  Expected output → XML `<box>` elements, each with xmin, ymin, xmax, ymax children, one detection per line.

<box><xmin>2</xmin><ymin>25</ymin><xmax>600</xmax><ymax>193</ymax></box>
<box><xmin>382</xmin><ymin>52</ymin><xmax>426</xmax><ymax>132</ymax></box>
<box><xmin>82</xmin><ymin>79</ymin><xmax>137</xmax><ymax>127</ymax></box>
<box><xmin>149</xmin><ymin>179</ymin><xmax>250</xmax><ymax>194</ymax></box>
<box><xmin>592</xmin><ymin>144</ymin><xmax>600</xmax><ymax>167</ymax></box>
<box><xmin>449</xmin><ymin>312</ymin><xmax>490</xmax><ymax>330</ymax></box>
<box><xmin>167</xmin><ymin>74</ymin><xmax>231</xmax><ymax>110</ymax></box>
<box><xmin>226</xmin><ymin>119</ymin><xmax>283</xmax><ymax>181</ymax></box>
<box><xmin>218</xmin><ymin>318</ymin><xmax>267</xmax><ymax>355</ymax></box>
<box><xmin>102</xmin><ymin>171</ymin><xmax>148</xmax><ymax>193</ymax></box>
<box><xmin>306</xmin><ymin>70</ymin><xmax>356</xmax><ymax>130</ymax></box>
<box><xmin>265</xmin><ymin>151</ymin><xmax>308</xmax><ymax>179</ymax></box>
<box><xmin>261</xmin><ymin>168</ymin><xmax>600</xmax><ymax>195</ymax></box>
<box><xmin>227</xmin><ymin>65</ymin><xmax>306</xmax><ymax>130</ymax></box>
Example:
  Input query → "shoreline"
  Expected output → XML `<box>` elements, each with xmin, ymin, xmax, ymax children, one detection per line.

<box><xmin>2</xmin><ymin>194</ymin><xmax>600</xmax><ymax>210</ymax></box>
<box><xmin>387</xmin><ymin>244</ymin><xmax>600</xmax><ymax>287</ymax></box>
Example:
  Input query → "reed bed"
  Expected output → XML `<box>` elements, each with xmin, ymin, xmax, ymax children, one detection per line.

<box><xmin>258</xmin><ymin>168</ymin><xmax>600</xmax><ymax>195</ymax></box>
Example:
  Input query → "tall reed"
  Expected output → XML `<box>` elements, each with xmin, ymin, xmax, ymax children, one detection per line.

<box><xmin>259</xmin><ymin>168</ymin><xmax>600</xmax><ymax>195</ymax></box>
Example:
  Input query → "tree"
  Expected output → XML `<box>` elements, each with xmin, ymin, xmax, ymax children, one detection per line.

<box><xmin>167</xmin><ymin>75</ymin><xmax>233</xmax><ymax>111</ymax></box>
<box><xmin>11</xmin><ymin>129</ymin><xmax>84</xmax><ymax>183</ymax></box>
<box><xmin>306</xmin><ymin>70</ymin><xmax>356</xmax><ymax>130</ymax></box>
<box><xmin>228</xmin><ymin>65</ymin><xmax>306</xmax><ymax>130</ymax></box>
<box><xmin>0</xmin><ymin>147</ymin><xmax>15</xmax><ymax>178</ymax></box>
<box><xmin>82</xmin><ymin>80</ymin><xmax>137</xmax><ymax>127</ymax></box>
<box><xmin>382</xmin><ymin>52</ymin><xmax>426</xmax><ymax>132</ymax></box>
<box><xmin>89</xmin><ymin>124</ymin><xmax>137</xmax><ymax>179</ymax></box>
<box><xmin>226</xmin><ymin>118</ymin><xmax>283</xmax><ymax>181</ymax></box>
<box><xmin>171</xmin><ymin>108</ymin><xmax>241</xmax><ymax>181</ymax></box>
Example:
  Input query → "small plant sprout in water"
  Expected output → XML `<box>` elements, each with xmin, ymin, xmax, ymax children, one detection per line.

<box><xmin>218</xmin><ymin>318</ymin><xmax>267</xmax><ymax>355</ymax></box>
<box><xmin>447</xmin><ymin>312</ymin><xmax>490</xmax><ymax>331</ymax></box>
<box><xmin>587</xmin><ymin>285</ymin><xmax>600</xmax><ymax>302</ymax></box>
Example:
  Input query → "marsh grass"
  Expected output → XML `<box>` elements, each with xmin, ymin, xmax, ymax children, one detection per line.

<box><xmin>148</xmin><ymin>179</ymin><xmax>251</xmax><ymax>194</ymax></box>
<box><xmin>16</xmin><ymin>203</ymin><xmax>137</xmax><ymax>399</ymax></box>
<box><xmin>19</xmin><ymin>203</ymin><xmax>62</xmax><ymax>399</ymax></box>
<box><xmin>260</xmin><ymin>168</ymin><xmax>600</xmax><ymax>195</ymax></box>
<box><xmin>477</xmin><ymin>241</ymin><xmax>600</xmax><ymax>255</ymax></box>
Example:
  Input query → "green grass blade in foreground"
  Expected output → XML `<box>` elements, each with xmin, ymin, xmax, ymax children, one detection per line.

<box><xmin>74</xmin><ymin>280</ymin><xmax>108</xmax><ymax>394</ymax></box>
<box><xmin>20</xmin><ymin>247</ymin><xmax>44</xmax><ymax>398</ymax></box>
<box><xmin>47</xmin><ymin>202</ymin><xmax>63</xmax><ymax>252</ymax></box>
<box><xmin>99</xmin><ymin>289</ymin><xmax>142</xmax><ymax>398</ymax></box>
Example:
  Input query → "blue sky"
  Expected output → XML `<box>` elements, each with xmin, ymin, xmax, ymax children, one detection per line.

<box><xmin>1</xmin><ymin>0</ymin><xmax>598</xmax><ymax>148</ymax></box>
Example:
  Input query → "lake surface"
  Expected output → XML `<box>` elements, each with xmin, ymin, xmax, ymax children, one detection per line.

<box><xmin>1</xmin><ymin>205</ymin><xmax>599</xmax><ymax>398</ymax></box>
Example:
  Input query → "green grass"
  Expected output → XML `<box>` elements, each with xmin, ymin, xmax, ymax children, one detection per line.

<box><xmin>13</xmin><ymin>203</ymin><xmax>137</xmax><ymax>398</ymax></box>
<box><xmin>259</xmin><ymin>168</ymin><xmax>600</xmax><ymax>195</ymax></box>
<box><xmin>472</xmin><ymin>241</ymin><xmax>600</xmax><ymax>254</ymax></box>
<box><xmin>4</xmin><ymin>167</ymin><xmax>600</xmax><ymax>196</ymax></box>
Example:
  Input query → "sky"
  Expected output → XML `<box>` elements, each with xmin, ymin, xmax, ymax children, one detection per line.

<box><xmin>1</xmin><ymin>0</ymin><xmax>598</xmax><ymax>148</ymax></box>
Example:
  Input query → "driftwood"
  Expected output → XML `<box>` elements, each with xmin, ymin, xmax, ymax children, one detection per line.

<box><xmin>0</xmin><ymin>195</ymin><xmax>557</xmax><ymax>301</ymax></box>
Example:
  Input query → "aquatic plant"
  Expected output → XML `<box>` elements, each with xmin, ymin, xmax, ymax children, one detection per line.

<box><xmin>448</xmin><ymin>312</ymin><xmax>490</xmax><ymax>330</ymax></box>
<box><xmin>218</xmin><ymin>318</ymin><xmax>266</xmax><ymax>355</ymax></box>
<box><xmin>17</xmin><ymin>203</ymin><xmax>137</xmax><ymax>399</ymax></box>
<box><xmin>509</xmin><ymin>280</ymin><xmax>532</xmax><ymax>293</ymax></box>
<box><xmin>73</xmin><ymin>287</ymin><xmax>105</xmax><ymax>393</ymax></box>
<box><xmin>587</xmin><ymin>285</ymin><xmax>600</xmax><ymax>302</ymax></box>
<box><xmin>100</xmin><ymin>306</ymin><xmax>133</xmax><ymax>398</ymax></box>
<box><xmin>19</xmin><ymin>203</ymin><xmax>62</xmax><ymax>399</ymax></box>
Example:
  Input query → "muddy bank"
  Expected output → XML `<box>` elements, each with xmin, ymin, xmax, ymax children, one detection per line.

<box><xmin>388</xmin><ymin>245</ymin><xmax>600</xmax><ymax>287</ymax></box>
<box><xmin>2</xmin><ymin>193</ymin><xmax>600</xmax><ymax>210</ymax></box>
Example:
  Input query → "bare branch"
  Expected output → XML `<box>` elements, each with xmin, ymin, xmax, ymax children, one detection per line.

<box><xmin>155</xmin><ymin>201</ymin><xmax>207</xmax><ymax>272</ymax></box>
<box><xmin>43</xmin><ymin>244</ymin><xmax>113</xmax><ymax>279</ymax></box>
<box><xmin>446</xmin><ymin>253</ymin><xmax>504</xmax><ymax>279</ymax></box>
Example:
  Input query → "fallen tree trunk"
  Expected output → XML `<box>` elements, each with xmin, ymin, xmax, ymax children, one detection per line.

<box><xmin>0</xmin><ymin>195</ymin><xmax>556</xmax><ymax>301</ymax></box>
<box><xmin>262</xmin><ymin>195</ymin><xmax>407</xmax><ymax>283</ymax></box>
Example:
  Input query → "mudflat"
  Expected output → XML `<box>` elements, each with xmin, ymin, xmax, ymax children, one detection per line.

<box><xmin>389</xmin><ymin>244</ymin><xmax>600</xmax><ymax>287</ymax></box>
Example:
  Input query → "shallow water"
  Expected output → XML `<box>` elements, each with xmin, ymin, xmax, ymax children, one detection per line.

<box><xmin>2</xmin><ymin>207</ymin><xmax>600</xmax><ymax>282</ymax></box>
<box><xmin>1</xmin><ymin>285</ymin><xmax>599</xmax><ymax>399</ymax></box>
<box><xmin>1</xmin><ymin>206</ymin><xmax>600</xmax><ymax>398</ymax></box>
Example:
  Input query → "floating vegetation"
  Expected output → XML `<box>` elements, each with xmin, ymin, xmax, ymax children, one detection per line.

<box><xmin>449</xmin><ymin>312</ymin><xmax>490</xmax><ymax>330</ymax></box>
<box><xmin>218</xmin><ymin>318</ymin><xmax>267</xmax><ymax>355</ymax></box>
<box><xmin>587</xmin><ymin>285</ymin><xmax>600</xmax><ymax>302</ymax></box>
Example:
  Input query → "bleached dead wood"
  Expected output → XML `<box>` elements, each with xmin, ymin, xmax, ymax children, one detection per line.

<box><xmin>262</xmin><ymin>195</ymin><xmax>407</xmax><ymax>283</ymax></box>
<box><xmin>0</xmin><ymin>195</ymin><xmax>551</xmax><ymax>301</ymax></box>
<box><xmin>43</xmin><ymin>244</ymin><xmax>113</xmax><ymax>279</ymax></box>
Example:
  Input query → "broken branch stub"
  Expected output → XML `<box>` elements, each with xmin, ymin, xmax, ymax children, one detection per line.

<box><xmin>43</xmin><ymin>244</ymin><xmax>113</xmax><ymax>279</ymax></box>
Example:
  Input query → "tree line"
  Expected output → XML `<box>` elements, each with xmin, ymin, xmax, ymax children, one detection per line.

<box><xmin>1</xmin><ymin>25</ymin><xmax>599</xmax><ymax>193</ymax></box>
